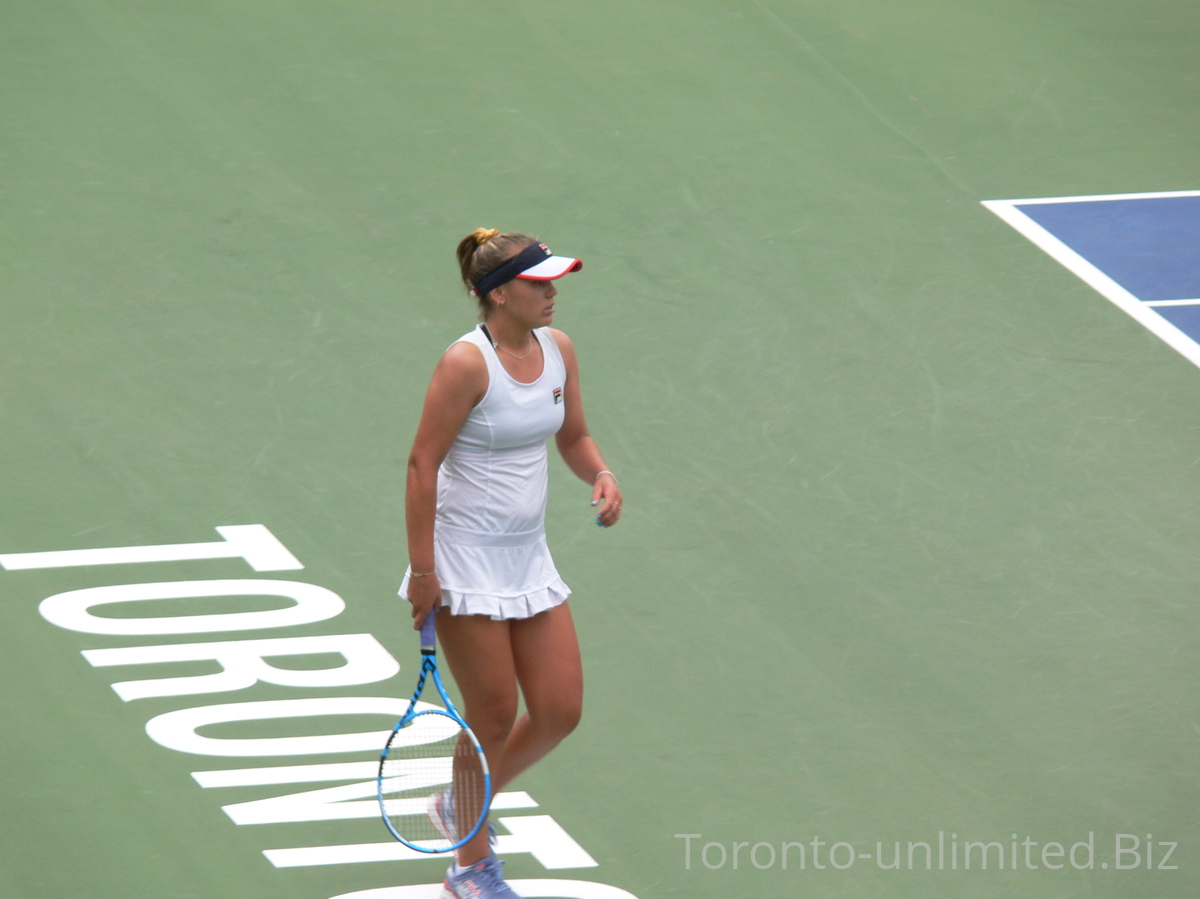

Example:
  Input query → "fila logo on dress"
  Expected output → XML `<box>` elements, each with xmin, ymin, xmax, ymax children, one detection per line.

<box><xmin>553</xmin><ymin>387</ymin><xmax>563</xmax><ymax>404</ymax></box>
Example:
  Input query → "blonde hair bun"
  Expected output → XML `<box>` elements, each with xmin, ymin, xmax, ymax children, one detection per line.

<box><xmin>456</xmin><ymin>229</ymin><xmax>539</xmax><ymax>315</ymax></box>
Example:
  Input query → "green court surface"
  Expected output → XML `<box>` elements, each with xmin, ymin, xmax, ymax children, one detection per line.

<box><xmin>2</xmin><ymin>3</ymin><xmax>1199</xmax><ymax>898</ymax></box>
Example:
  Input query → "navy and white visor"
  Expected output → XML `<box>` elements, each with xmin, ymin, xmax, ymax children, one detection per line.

<box><xmin>470</xmin><ymin>242</ymin><xmax>583</xmax><ymax>297</ymax></box>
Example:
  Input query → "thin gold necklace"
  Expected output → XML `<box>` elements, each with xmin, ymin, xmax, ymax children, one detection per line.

<box><xmin>494</xmin><ymin>333</ymin><xmax>535</xmax><ymax>360</ymax></box>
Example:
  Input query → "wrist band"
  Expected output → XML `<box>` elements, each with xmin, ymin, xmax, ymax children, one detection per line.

<box><xmin>595</xmin><ymin>470</ymin><xmax>617</xmax><ymax>484</ymax></box>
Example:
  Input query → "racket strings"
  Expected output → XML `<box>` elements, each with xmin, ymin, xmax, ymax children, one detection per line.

<box><xmin>450</xmin><ymin>734</ymin><xmax>487</xmax><ymax>840</ymax></box>
<box><xmin>380</xmin><ymin>712</ymin><xmax>488</xmax><ymax>850</ymax></box>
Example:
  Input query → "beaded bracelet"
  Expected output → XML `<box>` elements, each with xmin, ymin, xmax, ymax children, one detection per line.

<box><xmin>594</xmin><ymin>470</ymin><xmax>618</xmax><ymax>485</ymax></box>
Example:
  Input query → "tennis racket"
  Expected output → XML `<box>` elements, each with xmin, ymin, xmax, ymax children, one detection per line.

<box><xmin>377</xmin><ymin>608</ymin><xmax>491</xmax><ymax>853</ymax></box>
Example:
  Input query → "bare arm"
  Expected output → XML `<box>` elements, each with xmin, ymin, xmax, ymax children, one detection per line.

<box><xmin>551</xmin><ymin>329</ymin><xmax>623</xmax><ymax>527</ymax></box>
<box><xmin>405</xmin><ymin>341</ymin><xmax>487</xmax><ymax>626</ymax></box>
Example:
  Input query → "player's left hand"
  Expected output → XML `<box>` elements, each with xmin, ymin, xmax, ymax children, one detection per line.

<box><xmin>591</xmin><ymin>473</ymin><xmax>622</xmax><ymax>528</ymax></box>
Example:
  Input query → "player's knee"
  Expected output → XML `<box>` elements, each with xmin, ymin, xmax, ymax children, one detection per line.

<box><xmin>558</xmin><ymin>701</ymin><xmax>582</xmax><ymax>737</ymax></box>
<box><xmin>466</xmin><ymin>692</ymin><xmax>519</xmax><ymax>742</ymax></box>
<box><xmin>539</xmin><ymin>693</ymin><xmax>582</xmax><ymax>738</ymax></box>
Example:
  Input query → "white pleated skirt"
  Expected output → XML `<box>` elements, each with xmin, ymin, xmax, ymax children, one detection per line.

<box><xmin>398</xmin><ymin>522</ymin><xmax>571</xmax><ymax>621</ymax></box>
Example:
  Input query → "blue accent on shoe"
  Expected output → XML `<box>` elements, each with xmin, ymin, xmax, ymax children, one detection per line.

<box><xmin>442</xmin><ymin>856</ymin><xmax>521</xmax><ymax>899</ymax></box>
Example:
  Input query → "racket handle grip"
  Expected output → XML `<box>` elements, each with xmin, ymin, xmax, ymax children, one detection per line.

<box><xmin>420</xmin><ymin>607</ymin><xmax>437</xmax><ymax>651</ymax></box>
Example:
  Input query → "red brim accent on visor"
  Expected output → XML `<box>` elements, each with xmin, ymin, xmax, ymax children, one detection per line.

<box><xmin>515</xmin><ymin>255</ymin><xmax>583</xmax><ymax>280</ymax></box>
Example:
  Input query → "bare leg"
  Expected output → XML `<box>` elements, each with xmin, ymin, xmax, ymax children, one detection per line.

<box><xmin>436</xmin><ymin>613</ymin><xmax>518</xmax><ymax>867</ymax></box>
<box><xmin>493</xmin><ymin>602</ymin><xmax>583</xmax><ymax>792</ymax></box>
<box><xmin>436</xmin><ymin>602</ymin><xmax>583</xmax><ymax>865</ymax></box>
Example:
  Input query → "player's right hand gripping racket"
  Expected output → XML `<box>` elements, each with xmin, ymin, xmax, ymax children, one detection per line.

<box><xmin>378</xmin><ymin>608</ymin><xmax>491</xmax><ymax>853</ymax></box>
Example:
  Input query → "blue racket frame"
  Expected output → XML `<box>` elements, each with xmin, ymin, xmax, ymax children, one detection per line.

<box><xmin>377</xmin><ymin>609</ymin><xmax>492</xmax><ymax>852</ymax></box>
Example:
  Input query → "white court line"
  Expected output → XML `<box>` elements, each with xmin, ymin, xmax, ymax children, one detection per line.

<box><xmin>982</xmin><ymin>192</ymin><xmax>1200</xmax><ymax>372</ymax></box>
<box><xmin>990</xmin><ymin>189</ymin><xmax>1200</xmax><ymax>205</ymax></box>
<box><xmin>1145</xmin><ymin>298</ymin><xmax>1200</xmax><ymax>307</ymax></box>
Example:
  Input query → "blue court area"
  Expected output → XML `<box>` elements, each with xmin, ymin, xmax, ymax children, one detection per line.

<box><xmin>1016</xmin><ymin>194</ymin><xmax>1200</xmax><ymax>301</ymax></box>
<box><xmin>1010</xmin><ymin>192</ymin><xmax>1200</xmax><ymax>341</ymax></box>
<box><xmin>1155</xmin><ymin>303</ymin><xmax>1200</xmax><ymax>342</ymax></box>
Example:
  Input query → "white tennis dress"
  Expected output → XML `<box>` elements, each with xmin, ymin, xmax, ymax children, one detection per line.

<box><xmin>399</xmin><ymin>324</ymin><xmax>571</xmax><ymax>620</ymax></box>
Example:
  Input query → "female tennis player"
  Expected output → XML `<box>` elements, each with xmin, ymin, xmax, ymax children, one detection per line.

<box><xmin>400</xmin><ymin>228</ymin><xmax>622</xmax><ymax>899</ymax></box>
